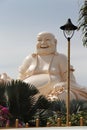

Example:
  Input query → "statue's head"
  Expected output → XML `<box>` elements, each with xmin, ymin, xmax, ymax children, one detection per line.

<box><xmin>36</xmin><ymin>32</ymin><xmax>57</xmax><ymax>55</ymax></box>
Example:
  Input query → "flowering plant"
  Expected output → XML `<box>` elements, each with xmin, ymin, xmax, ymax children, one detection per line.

<box><xmin>0</xmin><ymin>105</ymin><xmax>10</xmax><ymax>127</ymax></box>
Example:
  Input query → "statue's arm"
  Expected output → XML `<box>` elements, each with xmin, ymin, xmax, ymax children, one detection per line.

<box><xmin>58</xmin><ymin>54</ymin><xmax>76</xmax><ymax>82</ymax></box>
<box><xmin>18</xmin><ymin>55</ymin><xmax>32</xmax><ymax>80</ymax></box>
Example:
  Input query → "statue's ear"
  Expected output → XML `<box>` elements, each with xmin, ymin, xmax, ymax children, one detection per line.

<box><xmin>55</xmin><ymin>39</ymin><xmax>57</xmax><ymax>44</ymax></box>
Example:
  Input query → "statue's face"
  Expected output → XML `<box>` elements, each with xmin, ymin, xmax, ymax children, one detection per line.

<box><xmin>36</xmin><ymin>32</ymin><xmax>57</xmax><ymax>55</ymax></box>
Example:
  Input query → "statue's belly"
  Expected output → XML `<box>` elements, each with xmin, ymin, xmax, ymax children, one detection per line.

<box><xmin>23</xmin><ymin>74</ymin><xmax>87</xmax><ymax>101</ymax></box>
<box><xmin>23</xmin><ymin>74</ymin><xmax>61</xmax><ymax>88</ymax></box>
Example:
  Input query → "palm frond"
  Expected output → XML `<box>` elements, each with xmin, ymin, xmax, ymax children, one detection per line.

<box><xmin>5</xmin><ymin>80</ymin><xmax>39</xmax><ymax>122</ymax></box>
<box><xmin>0</xmin><ymin>83</ymin><xmax>7</xmax><ymax>106</ymax></box>
<box><xmin>78</xmin><ymin>0</ymin><xmax>87</xmax><ymax>46</ymax></box>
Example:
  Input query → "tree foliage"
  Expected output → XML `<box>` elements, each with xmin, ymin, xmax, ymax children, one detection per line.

<box><xmin>78</xmin><ymin>0</ymin><xmax>87</xmax><ymax>47</ymax></box>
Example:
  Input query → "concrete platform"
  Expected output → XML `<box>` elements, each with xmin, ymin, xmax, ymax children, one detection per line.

<box><xmin>1</xmin><ymin>126</ymin><xmax>87</xmax><ymax>130</ymax></box>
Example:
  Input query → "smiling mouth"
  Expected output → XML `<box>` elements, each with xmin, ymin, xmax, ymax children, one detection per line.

<box><xmin>40</xmin><ymin>45</ymin><xmax>49</xmax><ymax>48</ymax></box>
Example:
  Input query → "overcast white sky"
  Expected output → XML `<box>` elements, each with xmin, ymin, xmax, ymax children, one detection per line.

<box><xmin>0</xmin><ymin>0</ymin><xmax>87</xmax><ymax>87</ymax></box>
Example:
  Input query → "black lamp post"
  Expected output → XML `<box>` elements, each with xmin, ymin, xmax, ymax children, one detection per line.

<box><xmin>60</xmin><ymin>18</ymin><xmax>77</xmax><ymax>126</ymax></box>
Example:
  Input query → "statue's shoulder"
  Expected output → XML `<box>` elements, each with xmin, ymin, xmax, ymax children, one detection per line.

<box><xmin>55</xmin><ymin>52</ymin><xmax>67</xmax><ymax>59</ymax></box>
<box><xmin>25</xmin><ymin>53</ymin><xmax>37</xmax><ymax>59</ymax></box>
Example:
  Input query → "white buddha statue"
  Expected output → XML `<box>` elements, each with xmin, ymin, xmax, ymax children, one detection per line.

<box><xmin>18</xmin><ymin>32</ymin><xmax>87</xmax><ymax>101</ymax></box>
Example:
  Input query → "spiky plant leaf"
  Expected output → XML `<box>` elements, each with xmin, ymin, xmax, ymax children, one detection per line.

<box><xmin>49</xmin><ymin>100</ymin><xmax>66</xmax><ymax>114</ymax></box>
<box><xmin>70</xmin><ymin>99</ymin><xmax>87</xmax><ymax>114</ymax></box>
<box><xmin>5</xmin><ymin>80</ymin><xmax>39</xmax><ymax>122</ymax></box>
<box><xmin>35</xmin><ymin>95</ymin><xmax>51</xmax><ymax>109</ymax></box>
<box><xmin>0</xmin><ymin>83</ymin><xmax>7</xmax><ymax>106</ymax></box>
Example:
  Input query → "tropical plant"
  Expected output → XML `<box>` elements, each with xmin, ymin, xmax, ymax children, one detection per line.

<box><xmin>0</xmin><ymin>82</ymin><xmax>10</xmax><ymax>127</ymax></box>
<box><xmin>69</xmin><ymin>107</ymin><xmax>87</xmax><ymax>126</ymax></box>
<box><xmin>46</xmin><ymin>99</ymin><xmax>87</xmax><ymax>126</ymax></box>
<box><xmin>78</xmin><ymin>0</ymin><xmax>87</xmax><ymax>46</ymax></box>
<box><xmin>0</xmin><ymin>83</ymin><xmax>7</xmax><ymax>107</ymax></box>
<box><xmin>5</xmin><ymin>80</ymin><xmax>51</xmax><ymax>126</ymax></box>
<box><xmin>0</xmin><ymin>80</ymin><xmax>87</xmax><ymax>127</ymax></box>
<box><xmin>49</xmin><ymin>100</ymin><xmax>66</xmax><ymax>114</ymax></box>
<box><xmin>70</xmin><ymin>99</ymin><xmax>87</xmax><ymax>114</ymax></box>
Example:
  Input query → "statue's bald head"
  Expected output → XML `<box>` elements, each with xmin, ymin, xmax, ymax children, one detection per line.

<box><xmin>36</xmin><ymin>32</ymin><xmax>57</xmax><ymax>55</ymax></box>
<box><xmin>37</xmin><ymin>32</ymin><xmax>55</xmax><ymax>38</ymax></box>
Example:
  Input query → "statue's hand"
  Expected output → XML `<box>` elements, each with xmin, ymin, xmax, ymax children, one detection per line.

<box><xmin>0</xmin><ymin>73</ymin><xmax>12</xmax><ymax>84</ymax></box>
<box><xmin>53</xmin><ymin>82</ymin><xmax>66</xmax><ymax>89</ymax></box>
<box><xmin>47</xmin><ymin>82</ymin><xmax>67</xmax><ymax>101</ymax></box>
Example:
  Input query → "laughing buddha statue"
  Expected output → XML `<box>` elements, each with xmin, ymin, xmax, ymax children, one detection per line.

<box><xmin>18</xmin><ymin>32</ymin><xmax>87</xmax><ymax>101</ymax></box>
